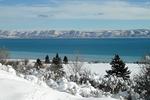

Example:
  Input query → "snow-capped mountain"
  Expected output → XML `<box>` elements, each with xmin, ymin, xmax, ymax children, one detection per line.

<box><xmin>0</xmin><ymin>29</ymin><xmax>150</xmax><ymax>38</ymax></box>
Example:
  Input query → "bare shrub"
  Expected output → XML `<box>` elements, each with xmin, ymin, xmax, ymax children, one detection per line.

<box><xmin>5</xmin><ymin>61</ymin><xmax>19</xmax><ymax>67</ymax></box>
<box><xmin>68</xmin><ymin>55</ymin><xmax>98</xmax><ymax>85</ymax></box>
<box><xmin>24</xmin><ymin>59</ymin><xmax>29</xmax><ymax>65</ymax></box>
<box><xmin>0</xmin><ymin>48</ymin><xmax>10</xmax><ymax>64</ymax></box>
<box><xmin>68</xmin><ymin>55</ymin><xmax>84</xmax><ymax>75</ymax></box>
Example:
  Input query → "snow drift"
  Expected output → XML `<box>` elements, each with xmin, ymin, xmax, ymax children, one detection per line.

<box><xmin>0</xmin><ymin>63</ymin><xmax>119</xmax><ymax>100</ymax></box>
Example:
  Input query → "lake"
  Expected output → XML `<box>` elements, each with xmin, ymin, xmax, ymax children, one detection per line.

<box><xmin>0</xmin><ymin>38</ymin><xmax>150</xmax><ymax>62</ymax></box>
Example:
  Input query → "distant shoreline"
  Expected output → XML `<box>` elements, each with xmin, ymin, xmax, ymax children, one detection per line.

<box><xmin>5</xmin><ymin>58</ymin><xmax>141</xmax><ymax>64</ymax></box>
<box><xmin>0</xmin><ymin>37</ymin><xmax>150</xmax><ymax>39</ymax></box>
<box><xmin>0</xmin><ymin>29</ymin><xmax>150</xmax><ymax>39</ymax></box>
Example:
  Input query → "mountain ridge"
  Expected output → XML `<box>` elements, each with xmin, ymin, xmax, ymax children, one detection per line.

<box><xmin>0</xmin><ymin>29</ymin><xmax>150</xmax><ymax>39</ymax></box>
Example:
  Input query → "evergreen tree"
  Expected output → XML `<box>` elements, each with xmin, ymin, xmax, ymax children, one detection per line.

<box><xmin>63</xmin><ymin>56</ymin><xmax>68</xmax><ymax>64</ymax></box>
<box><xmin>104</xmin><ymin>55</ymin><xmax>131</xmax><ymax>94</ymax></box>
<box><xmin>52</xmin><ymin>53</ymin><xmax>62</xmax><ymax>65</ymax></box>
<box><xmin>106</xmin><ymin>54</ymin><xmax>131</xmax><ymax>80</ymax></box>
<box><xmin>56</xmin><ymin>53</ymin><xmax>59</xmax><ymax>58</ymax></box>
<box><xmin>50</xmin><ymin>53</ymin><xmax>65</xmax><ymax>80</ymax></box>
<box><xmin>45</xmin><ymin>55</ymin><xmax>50</xmax><ymax>63</ymax></box>
<box><xmin>35</xmin><ymin>58</ymin><xmax>42</xmax><ymax>70</ymax></box>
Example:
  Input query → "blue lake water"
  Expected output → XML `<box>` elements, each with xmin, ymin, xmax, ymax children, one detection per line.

<box><xmin>0</xmin><ymin>38</ymin><xmax>150</xmax><ymax>62</ymax></box>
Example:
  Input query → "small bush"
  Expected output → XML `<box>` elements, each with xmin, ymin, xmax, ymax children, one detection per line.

<box><xmin>50</xmin><ymin>53</ymin><xmax>65</xmax><ymax>80</ymax></box>
<box><xmin>133</xmin><ymin>56</ymin><xmax>150</xmax><ymax>100</ymax></box>
<box><xmin>34</xmin><ymin>58</ymin><xmax>43</xmax><ymax>70</ymax></box>
<box><xmin>24</xmin><ymin>59</ymin><xmax>29</xmax><ymax>65</ymax></box>
<box><xmin>63</xmin><ymin>56</ymin><xmax>68</xmax><ymax>64</ymax></box>
<box><xmin>0</xmin><ymin>48</ymin><xmax>10</xmax><ymax>60</ymax></box>
<box><xmin>45</xmin><ymin>55</ymin><xmax>50</xmax><ymax>64</ymax></box>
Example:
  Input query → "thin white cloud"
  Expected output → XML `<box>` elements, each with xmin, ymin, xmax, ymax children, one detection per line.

<box><xmin>0</xmin><ymin>0</ymin><xmax>150</xmax><ymax>21</ymax></box>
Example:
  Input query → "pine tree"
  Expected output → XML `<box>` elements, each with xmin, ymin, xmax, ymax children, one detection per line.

<box><xmin>106</xmin><ymin>54</ymin><xmax>131</xmax><ymax>80</ymax></box>
<box><xmin>52</xmin><ymin>53</ymin><xmax>62</xmax><ymax>65</ymax></box>
<box><xmin>104</xmin><ymin>55</ymin><xmax>131</xmax><ymax>94</ymax></box>
<box><xmin>45</xmin><ymin>55</ymin><xmax>50</xmax><ymax>63</ymax></box>
<box><xmin>35</xmin><ymin>58</ymin><xmax>42</xmax><ymax>70</ymax></box>
<box><xmin>50</xmin><ymin>53</ymin><xmax>65</xmax><ymax>80</ymax></box>
<box><xmin>63</xmin><ymin>56</ymin><xmax>68</xmax><ymax>64</ymax></box>
<box><xmin>56</xmin><ymin>53</ymin><xmax>59</xmax><ymax>58</ymax></box>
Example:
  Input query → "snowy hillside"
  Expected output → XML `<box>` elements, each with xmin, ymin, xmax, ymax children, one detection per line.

<box><xmin>0</xmin><ymin>63</ymin><xmax>120</xmax><ymax>100</ymax></box>
<box><xmin>0</xmin><ymin>29</ymin><xmax>150</xmax><ymax>38</ymax></box>
<box><xmin>0</xmin><ymin>70</ymin><xmax>78</xmax><ymax>100</ymax></box>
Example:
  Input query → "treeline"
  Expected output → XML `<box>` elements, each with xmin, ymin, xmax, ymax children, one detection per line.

<box><xmin>36</xmin><ymin>53</ymin><xmax>68</xmax><ymax>66</ymax></box>
<box><xmin>34</xmin><ymin>53</ymin><xmax>68</xmax><ymax>80</ymax></box>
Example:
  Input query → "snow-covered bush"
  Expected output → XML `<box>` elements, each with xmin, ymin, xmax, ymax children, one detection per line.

<box><xmin>49</xmin><ymin>64</ymin><xmax>65</xmax><ymax>80</ymax></box>
<box><xmin>69</xmin><ymin>67</ymin><xmax>97</xmax><ymax>86</ymax></box>
<box><xmin>98</xmin><ymin>75</ymin><xmax>131</xmax><ymax>94</ymax></box>
<box><xmin>7</xmin><ymin>59</ymin><xmax>35</xmax><ymax>75</ymax></box>
<box><xmin>133</xmin><ymin>57</ymin><xmax>150</xmax><ymax>100</ymax></box>
<box><xmin>48</xmin><ymin>54</ymin><xmax>66</xmax><ymax>80</ymax></box>
<box><xmin>67</xmin><ymin>82</ymin><xmax>79</xmax><ymax>95</ymax></box>
<box><xmin>24</xmin><ymin>74</ymin><xmax>48</xmax><ymax>87</ymax></box>
<box><xmin>17</xmin><ymin>73</ymin><xmax>25</xmax><ymax>78</ymax></box>
<box><xmin>0</xmin><ymin>63</ymin><xmax>16</xmax><ymax>75</ymax></box>
<box><xmin>46</xmin><ymin>77</ymin><xmax>80</xmax><ymax>95</ymax></box>
<box><xmin>25</xmin><ymin>75</ymin><xmax>39</xmax><ymax>83</ymax></box>
<box><xmin>26</xmin><ymin>68</ymin><xmax>39</xmax><ymax>75</ymax></box>
<box><xmin>79</xmin><ymin>82</ymin><xmax>102</xmax><ymax>97</ymax></box>
<box><xmin>55</xmin><ymin>77</ymin><xmax>103</xmax><ymax>97</ymax></box>
<box><xmin>57</xmin><ymin>77</ymin><xmax>68</xmax><ymax>91</ymax></box>
<box><xmin>117</xmin><ymin>89</ymin><xmax>140</xmax><ymax>100</ymax></box>
<box><xmin>37</xmin><ymin>79</ymin><xmax>48</xmax><ymax>88</ymax></box>
<box><xmin>34</xmin><ymin>58</ymin><xmax>43</xmax><ymax>70</ymax></box>
<box><xmin>0</xmin><ymin>63</ymin><xmax>7</xmax><ymax>71</ymax></box>
<box><xmin>6</xmin><ymin>65</ymin><xmax>16</xmax><ymax>75</ymax></box>
<box><xmin>69</xmin><ymin>73</ymin><xmax>89</xmax><ymax>85</ymax></box>
<box><xmin>46</xmin><ymin>79</ymin><xmax>58</xmax><ymax>89</ymax></box>
<box><xmin>5</xmin><ymin>60</ymin><xmax>20</xmax><ymax>68</ymax></box>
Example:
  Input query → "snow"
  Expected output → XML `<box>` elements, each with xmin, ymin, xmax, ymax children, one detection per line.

<box><xmin>0</xmin><ymin>60</ymin><xmax>142</xmax><ymax>100</ymax></box>
<box><xmin>64</xmin><ymin>62</ymin><xmax>141</xmax><ymax>78</ymax></box>
<box><xmin>6</xmin><ymin>59</ymin><xmax>141</xmax><ymax>78</ymax></box>
<box><xmin>0</xmin><ymin>70</ymin><xmax>75</xmax><ymax>100</ymax></box>
<box><xmin>0</xmin><ymin>63</ymin><xmax>16</xmax><ymax>75</ymax></box>
<box><xmin>0</xmin><ymin>63</ymin><xmax>119</xmax><ymax>100</ymax></box>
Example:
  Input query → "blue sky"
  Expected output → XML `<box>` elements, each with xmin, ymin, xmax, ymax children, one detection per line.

<box><xmin>0</xmin><ymin>0</ymin><xmax>150</xmax><ymax>30</ymax></box>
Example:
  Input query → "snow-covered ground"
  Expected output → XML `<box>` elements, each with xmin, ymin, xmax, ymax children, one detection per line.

<box><xmin>64</xmin><ymin>62</ymin><xmax>141</xmax><ymax>78</ymax></box>
<box><xmin>7</xmin><ymin>59</ymin><xmax>141</xmax><ymax>78</ymax></box>
<box><xmin>0</xmin><ymin>70</ymin><xmax>78</xmax><ymax>100</ymax></box>
<box><xmin>0</xmin><ymin>63</ymin><xmax>120</xmax><ymax>100</ymax></box>
<box><xmin>0</xmin><ymin>59</ymin><xmax>142</xmax><ymax>100</ymax></box>
<box><xmin>84</xmin><ymin>62</ymin><xmax>141</xmax><ymax>77</ymax></box>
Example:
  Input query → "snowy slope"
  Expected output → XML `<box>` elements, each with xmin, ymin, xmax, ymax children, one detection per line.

<box><xmin>0</xmin><ymin>67</ymin><xmax>118</xmax><ymax>100</ymax></box>
<box><xmin>0</xmin><ymin>70</ymin><xmax>78</xmax><ymax>100</ymax></box>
